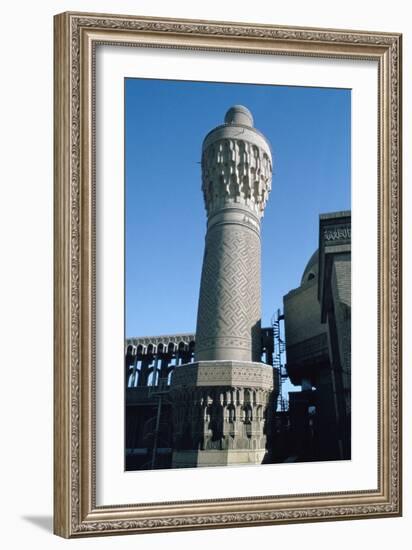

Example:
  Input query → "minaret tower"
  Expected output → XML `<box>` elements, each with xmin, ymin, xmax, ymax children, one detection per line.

<box><xmin>171</xmin><ymin>106</ymin><xmax>277</xmax><ymax>468</ymax></box>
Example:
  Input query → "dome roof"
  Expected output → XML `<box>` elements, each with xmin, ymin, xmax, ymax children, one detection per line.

<box><xmin>224</xmin><ymin>105</ymin><xmax>254</xmax><ymax>127</ymax></box>
<box><xmin>301</xmin><ymin>249</ymin><xmax>319</xmax><ymax>285</ymax></box>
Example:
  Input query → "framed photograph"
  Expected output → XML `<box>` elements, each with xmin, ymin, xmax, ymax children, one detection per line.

<box><xmin>54</xmin><ymin>11</ymin><xmax>402</xmax><ymax>537</ymax></box>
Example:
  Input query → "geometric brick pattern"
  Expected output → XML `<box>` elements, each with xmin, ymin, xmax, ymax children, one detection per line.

<box><xmin>172</xmin><ymin>361</ymin><xmax>275</xmax><ymax>390</ymax></box>
<box><xmin>195</xmin><ymin>223</ymin><xmax>261</xmax><ymax>362</ymax></box>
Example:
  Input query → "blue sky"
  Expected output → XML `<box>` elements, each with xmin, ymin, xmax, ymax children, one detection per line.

<box><xmin>125</xmin><ymin>78</ymin><xmax>350</xmax><ymax>339</ymax></box>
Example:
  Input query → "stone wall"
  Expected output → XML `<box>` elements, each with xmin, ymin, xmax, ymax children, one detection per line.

<box><xmin>331</xmin><ymin>254</ymin><xmax>351</xmax><ymax>417</ymax></box>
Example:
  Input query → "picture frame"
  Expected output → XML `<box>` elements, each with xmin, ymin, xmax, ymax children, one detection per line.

<box><xmin>53</xmin><ymin>11</ymin><xmax>402</xmax><ymax>538</ymax></box>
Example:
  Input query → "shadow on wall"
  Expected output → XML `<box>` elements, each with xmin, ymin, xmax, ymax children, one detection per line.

<box><xmin>21</xmin><ymin>516</ymin><xmax>53</xmax><ymax>533</ymax></box>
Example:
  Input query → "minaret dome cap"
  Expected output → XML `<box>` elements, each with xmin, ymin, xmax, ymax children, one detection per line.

<box><xmin>224</xmin><ymin>105</ymin><xmax>254</xmax><ymax>127</ymax></box>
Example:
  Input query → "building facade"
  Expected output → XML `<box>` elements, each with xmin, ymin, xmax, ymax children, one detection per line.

<box><xmin>283</xmin><ymin>211</ymin><xmax>351</xmax><ymax>461</ymax></box>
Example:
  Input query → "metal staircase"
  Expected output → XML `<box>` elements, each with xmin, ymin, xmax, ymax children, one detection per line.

<box><xmin>272</xmin><ymin>309</ymin><xmax>289</xmax><ymax>411</ymax></box>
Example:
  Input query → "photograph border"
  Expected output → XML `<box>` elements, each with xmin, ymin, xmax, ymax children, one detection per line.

<box><xmin>53</xmin><ymin>11</ymin><xmax>402</xmax><ymax>537</ymax></box>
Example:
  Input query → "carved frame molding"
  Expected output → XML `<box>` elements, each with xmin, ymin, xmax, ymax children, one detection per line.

<box><xmin>54</xmin><ymin>11</ymin><xmax>402</xmax><ymax>537</ymax></box>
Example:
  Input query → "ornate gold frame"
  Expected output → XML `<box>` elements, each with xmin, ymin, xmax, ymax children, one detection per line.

<box><xmin>53</xmin><ymin>11</ymin><xmax>402</xmax><ymax>538</ymax></box>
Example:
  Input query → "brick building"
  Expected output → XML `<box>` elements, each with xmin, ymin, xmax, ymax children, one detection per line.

<box><xmin>284</xmin><ymin>211</ymin><xmax>351</xmax><ymax>461</ymax></box>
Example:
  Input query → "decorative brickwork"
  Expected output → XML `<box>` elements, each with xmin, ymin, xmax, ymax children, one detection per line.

<box><xmin>195</xmin><ymin>225</ymin><xmax>261</xmax><ymax>362</ymax></box>
<box><xmin>202</xmin><ymin>138</ymin><xmax>272</xmax><ymax>218</ymax></box>
<box><xmin>171</xmin><ymin>106</ymin><xmax>276</xmax><ymax>467</ymax></box>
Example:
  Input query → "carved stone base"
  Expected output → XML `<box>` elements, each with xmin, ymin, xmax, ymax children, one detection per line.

<box><xmin>170</xmin><ymin>361</ymin><xmax>276</xmax><ymax>468</ymax></box>
<box><xmin>172</xmin><ymin>449</ymin><xmax>268</xmax><ymax>468</ymax></box>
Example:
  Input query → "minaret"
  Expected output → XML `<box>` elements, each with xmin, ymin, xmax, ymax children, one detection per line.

<box><xmin>195</xmin><ymin>105</ymin><xmax>272</xmax><ymax>363</ymax></box>
<box><xmin>171</xmin><ymin>106</ymin><xmax>276</xmax><ymax>468</ymax></box>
